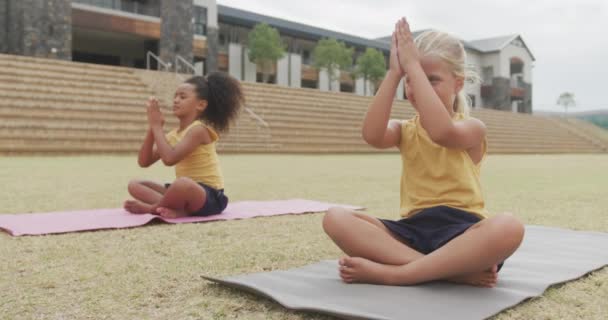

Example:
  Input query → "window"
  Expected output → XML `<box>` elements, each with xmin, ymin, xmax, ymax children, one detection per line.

<box><xmin>193</xmin><ymin>6</ymin><xmax>207</xmax><ymax>36</ymax></box>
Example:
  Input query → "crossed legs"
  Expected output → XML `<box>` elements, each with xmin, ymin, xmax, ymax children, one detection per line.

<box><xmin>322</xmin><ymin>207</ymin><xmax>524</xmax><ymax>287</ymax></box>
<box><xmin>124</xmin><ymin>177</ymin><xmax>207</xmax><ymax>218</ymax></box>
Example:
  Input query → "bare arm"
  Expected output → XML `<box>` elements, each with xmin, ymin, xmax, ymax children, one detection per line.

<box><xmin>146</xmin><ymin>96</ymin><xmax>213</xmax><ymax>166</ymax></box>
<box><xmin>137</xmin><ymin>129</ymin><xmax>161</xmax><ymax>168</ymax></box>
<box><xmin>151</xmin><ymin>125</ymin><xmax>212</xmax><ymax>166</ymax></box>
<box><xmin>396</xmin><ymin>18</ymin><xmax>486</xmax><ymax>150</ymax></box>
<box><xmin>361</xmin><ymin>32</ymin><xmax>404</xmax><ymax>149</ymax></box>
<box><xmin>404</xmin><ymin>63</ymin><xmax>486</xmax><ymax>149</ymax></box>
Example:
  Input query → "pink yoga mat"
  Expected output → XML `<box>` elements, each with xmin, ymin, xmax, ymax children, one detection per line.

<box><xmin>0</xmin><ymin>199</ymin><xmax>362</xmax><ymax>236</ymax></box>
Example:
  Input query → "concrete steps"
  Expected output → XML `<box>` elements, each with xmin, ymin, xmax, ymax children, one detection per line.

<box><xmin>0</xmin><ymin>54</ymin><xmax>605</xmax><ymax>154</ymax></box>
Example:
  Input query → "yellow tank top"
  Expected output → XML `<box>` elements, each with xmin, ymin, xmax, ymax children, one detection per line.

<box><xmin>399</xmin><ymin>113</ymin><xmax>487</xmax><ymax>219</ymax></box>
<box><xmin>165</xmin><ymin>120</ymin><xmax>224</xmax><ymax>190</ymax></box>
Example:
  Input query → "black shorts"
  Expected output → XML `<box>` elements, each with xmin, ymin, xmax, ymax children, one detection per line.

<box><xmin>164</xmin><ymin>182</ymin><xmax>229</xmax><ymax>217</ymax></box>
<box><xmin>380</xmin><ymin>206</ymin><xmax>504</xmax><ymax>271</ymax></box>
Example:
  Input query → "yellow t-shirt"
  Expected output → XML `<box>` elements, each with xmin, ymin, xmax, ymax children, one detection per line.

<box><xmin>165</xmin><ymin>120</ymin><xmax>224</xmax><ymax>190</ymax></box>
<box><xmin>399</xmin><ymin>113</ymin><xmax>487</xmax><ymax>219</ymax></box>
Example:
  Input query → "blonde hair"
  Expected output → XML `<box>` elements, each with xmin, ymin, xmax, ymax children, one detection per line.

<box><xmin>414</xmin><ymin>30</ymin><xmax>480</xmax><ymax>115</ymax></box>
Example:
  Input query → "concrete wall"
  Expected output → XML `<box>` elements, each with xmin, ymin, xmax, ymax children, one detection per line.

<box><xmin>319</xmin><ymin>69</ymin><xmax>329</xmax><ymax>91</ymax></box>
<box><xmin>277</xmin><ymin>55</ymin><xmax>289</xmax><ymax>86</ymax></box>
<box><xmin>289</xmin><ymin>53</ymin><xmax>302</xmax><ymax>88</ymax></box>
<box><xmin>228</xmin><ymin>43</ymin><xmax>242</xmax><ymax>80</ymax></box>
<box><xmin>396</xmin><ymin>78</ymin><xmax>405</xmax><ymax>100</ymax></box>
<box><xmin>274</xmin><ymin>53</ymin><xmax>303</xmax><ymax>87</ymax></box>
<box><xmin>355</xmin><ymin>78</ymin><xmax>374</xmax><ymax>97</ymax></box>
<box><xmin>319</xmin><ymin>68</ymin><xmax>340</xmax><ymax>92</ymax></box>
<box><xmin>243</xmin><ymin>48</ymin><xmax>257</xmax><ymax>82</ymax></box>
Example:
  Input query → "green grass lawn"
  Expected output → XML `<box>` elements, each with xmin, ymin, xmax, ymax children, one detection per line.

<box><xmin>1</xmin><ymin>154</ymin><xmax>607</xmax><ymax>319</ymax></box>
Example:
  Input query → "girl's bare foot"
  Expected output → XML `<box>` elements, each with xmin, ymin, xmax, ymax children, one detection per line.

<box><xmin>447</xmin><ymin>265</ymin><xmax>498</xmax><ymax>288</ymax></box>
<box><xmin>123</xmin><ymin>200</ymin><xmax>153</xmax><ymax>214</ymax></box>
<box><xmin>339</xmin><ymin>256</ymin><xmax>397</xmax><ymax>285</ymax></box>
<box><xmin>339</xmin><ymin>257</ymin><xmax>498</xmax><ymax>288</ymax></box>
<box><xmin>155</xmin><ymin>207</ymin><xmax>189</xmax><ymax>218</ymax></box>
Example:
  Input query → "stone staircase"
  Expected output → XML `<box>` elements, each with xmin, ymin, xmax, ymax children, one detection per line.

<box><xmin>0</xmin><ymin>53</ymin><xmax>605</xmax><ymax>155</ymax></box>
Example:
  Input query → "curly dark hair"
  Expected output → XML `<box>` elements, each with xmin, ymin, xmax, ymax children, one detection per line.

<box><xmin>185</xmin><ymin>72</ymin><xmax>244</xmax><ymax>133</ymax></box>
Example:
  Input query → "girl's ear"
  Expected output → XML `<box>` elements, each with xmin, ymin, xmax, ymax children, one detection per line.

<box><xmin>197</xmin><ymin>100</ymin><xmax>208</xmax><ymax>113</ymax></box>
<box><xmin>454</xmin><ymin>77</ymin><xmax>464</xmax><ymax>93</ymax></box>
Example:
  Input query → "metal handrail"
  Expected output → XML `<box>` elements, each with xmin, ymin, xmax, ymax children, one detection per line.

<box><xmin>244</xmin><ymin>107</ymin><xmax>269</xmax><ymax>128</ymax></box>
<box><xmin>175</xmin><ymin>55</ymin><xmax>196</xmax><ymax>75</ymax></box>
<box><xmin>234</xmin><ymin>106</ymin><xmax>271</xmax><ymax>152</ymax></box>
<box><xmin>146</xmin><ymin>51</ymin><xmax>170</xmax><ymax>71</ymax></box>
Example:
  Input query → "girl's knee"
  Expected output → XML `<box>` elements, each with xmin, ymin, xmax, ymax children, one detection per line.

<box><xmin>488</xmin><ymin>214</ymin><xmax>525</xmax><ymax>249</ymax></box>
<box><xmin>172</xmin><ymin>177</ymin><xmax>195</xmax><ymax>190</ymax></box>
<box><xmin>323</xmin><ymin>207</ymin><xmax>352</xmax><ymax>234</ymax></box>
<box><xmin>127</xmin><ymin>180</ymin><xmax>142</xmax><ymax>193</ymax></box>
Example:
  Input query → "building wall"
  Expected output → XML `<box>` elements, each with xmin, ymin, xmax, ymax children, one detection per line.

<box><xmin>277</xmin><ymin>52</ymin><xmax>306</xmax><ymax>87</ymax></box>
<box><xmin>243</xmin><ymin>48</ymin><xmax>257</xmax><ymax>82</ymax></box>
<box><xmin>478</xmin><ymin>40</ymin><xmax>534</xmax><ymax>112</ymax></box>
<box><xmin>523</xmin><ymin>82</ymin><xmax>533</xmax><ymax>113</ymax></box>
<box><xmin>0</xmin><ymin>1</ymin><xmax>7</xmax><ymax>53</ymax></box>
<box><xmin>479</xmin><ymin>51</ymin><xmax>507</xmax><ymax>110</ymax></box>
<box><xmin>228</xmin><ymin>43</ymin><xmax>243</xmax><ymax>80</ymax></box>
<box><xmin>5</xmin><ymin>0</ymin><xmax>72</xmax><ymax>60</ymax></box>
<box><xmin>465</xmin><ymin>49</ymin><xmax>482</xmax><ymax>108</ymax></box>
<box><xmin>500</xmin><ymin>42</ymin><xmax>533</xmax><ymax>83</ymax></box>
<box><xmin>289</xmin><ymin>53</ymin><xmax>302</xmax><ymax>88</ymax></box>
<box><xmin>486</xmin><ymin>77</ymin><xmax>512</xmax><ymax>111</ymax></box>
<box><xmin>355</xmin><ymin>78</ymin><xmax>374</xmax><ymax>97</ymax></box>
<box><xmin>194</xmin><ymin>0</ymin><xmax>218</xmax><ymax>28</ymax></box>
<box><xmin>206</xmin><ymin>27</ymin><xmax>219</xmax><ymax>72</ymax></box>
<box><xmin>194</xmin><ymin>0</ymin><xmax>218</xmax><ymax>72</ymax></box>
<box><xmin>160</xmin><ymin>0</ymin><xmax>193</xmax><ymax>63</ymax></box>
<box><xmin>480</xmin><ymin>52</ymin><xmax>501</xmax><ymax>80</ymax></box>
<box><xmin>277</xmin><ymin>55</ymin><xmax>289</xmax><ymax>86</ymax></box>
<box><xmin>396</xmin><ymin>78</ymin><xmax>404</xmax><ymax>100</ymax></box>
<box><xmin>504</xmin><ymin>41</ymin><xmax>534</xmax><ymax>113</ymax></box>
<box><xmin>319</xmin><ymin>68</ymin><xmax>340</xmax><ymax>92</ymax></box>
<box><xmin>6</xmin><ymin>0</ymin><xmax>20</xmax><ymax>54</ymax></box>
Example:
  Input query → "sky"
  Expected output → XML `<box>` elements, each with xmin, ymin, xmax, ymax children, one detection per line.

<box><xmin>218</xmin><ymin>0</ymin><xmax>608</xmax><ymax>112</ymax></box>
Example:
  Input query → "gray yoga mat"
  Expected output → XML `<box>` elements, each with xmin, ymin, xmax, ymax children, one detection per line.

<box><xmin>204</xmin><ymin>225</ymin><xmax>608</xmax><ymax>320</ymax></box>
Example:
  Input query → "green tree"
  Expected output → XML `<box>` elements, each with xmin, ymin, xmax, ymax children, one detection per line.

<box><xmin>352</xmin><ymin>48</ymin><xmax>386</xmax><ymax>95</ymax></box>
<box><xmin>247</xmin><ymin>23</ymin><xmax>285</xmax><ymax>83</ymax></box>
<box><xmin>556</xmin><ymin>92</ymin><xmax>576</xmax><ymax>114</ymax></box>
<box><xmin>313</xmin><ymin>38</ymin><xmax>354</xmax><ymax>91</ymax></box>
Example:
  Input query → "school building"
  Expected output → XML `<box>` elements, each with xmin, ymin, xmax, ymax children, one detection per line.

<box><xmin>0</xmin><ymin>0</ymin><xmax>535</xmax><ymax>112</ymax></box>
